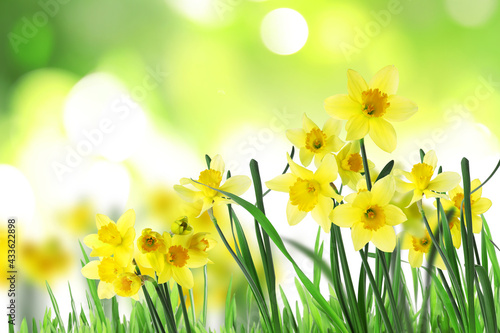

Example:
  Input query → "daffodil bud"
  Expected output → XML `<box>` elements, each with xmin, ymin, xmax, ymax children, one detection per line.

<box><xmin>171</xmin><ymin>216</ymin><xmax>193</xmax><ymax>235</ymax></box>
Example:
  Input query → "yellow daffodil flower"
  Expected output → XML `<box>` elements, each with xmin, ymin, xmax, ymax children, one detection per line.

<box><xmin>113</xmin><ymin>272</ymin><xmax>142</xmax><ymax>298</ymax></box>
<box><xmin>265</xmin><ymin>153</ymin><xmax>343</xmax><ymax>232</ymax></box>
<box><xmin>187</xmin><ymin>232</ymin><xmax>217</xmax><ymax>263</ymax></box>
<box><xmin>174</xmin><ymin>155</ymin><xmax>251</xmax><ymax>217</ymax></box>
<box><xmin>286</xmin><ymin>113</ymin><xmax>344</xmax><ymax>167</ymax></box>
<box><xmin>324</xmin><ymin>65</ymin><xmax>418</xmax><ymax>152</ymax></box>
<box><xmin>83</xmin><ymin>209</ymin><xmax>136</xmax><ymax>266</ymax></box>
<box><xmin>157</xmin><ymin>233</ymin><xmax>208</xmax><ymax>289</ymax></box>
<box><xmin>137</xmin><ymin>228</ymin><xmax>166</xmax><ymax>273</ymax></box>
<box><xmin>331</xmin><ymin>176</ymin><xmax>407</xmax><ymax>252</ymax></box>
<box><xmin>400</xmin><ymin>213</ymin><xmax>446</xmax><ymax>269</ymax></box>
<box><xmin>335</xmin><ymin>142</ymin><xmax>374</xmax><ymax>190</ymax></box>
<box><xmin>396</xmin><ymin>150</ymin><xmax>461</xmax><ymax>207</ymax></box>
<box><xmin>81</xmin><ymin>257</ymin><xmax>139</xmax><ymax>299</ymax></box>
<box><xmin>441</xmin><ymin>179</ymin><xmax>492</xmax><ymax>244</ymax></box>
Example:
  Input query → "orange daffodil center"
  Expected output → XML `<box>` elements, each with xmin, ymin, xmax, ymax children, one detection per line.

<box><xmin>335</xmin><ymin>141</ymin><xmax>374</xmax><ymax>191</ymax></box>
<box><xmin>361</xmin><ymin>89</ymin><xmax>390</xmax><ymax>118</ymax></box>
<box><xmin>331</xmin><ymin>176</ymin><xmax>407</xmax><ymax>252</ymax></box>
<box><xmin>324</xmin><ymin>65</ymin><xmax>418</xmax><ymax>153</ymax></box>
<box><xmin>174</xmin><ymin>155</ymin><xmax>251</xmax><ymax>217</ymax></box>
<box><xmin>266</xmin><ymin>153</ymin><xmax>343</xmax><ymax>232</ymax></box>
<box><xmin>342</xmin><ymin>153</ymin><xmax>363</xmax><ymax>173</ymax></box>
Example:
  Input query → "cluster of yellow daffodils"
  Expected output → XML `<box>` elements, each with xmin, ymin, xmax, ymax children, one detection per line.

<box><xmin>82</xmin><ymin>209</ymin><xmax>216</xmax><ymax>299</ymax></box>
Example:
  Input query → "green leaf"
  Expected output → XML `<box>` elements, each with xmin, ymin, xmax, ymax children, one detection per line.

<box><xmin>475</xmin><ymin>265</ymin><xmax>497</xmax><ymax>332</ymax></box>
<box><xmin>45</xmin><ymin>282</ymin><xmax>66</xmax><ymax>332</ymax></box>
<box><xmin>375</xmin><ymin>160</ymin><xmax>394</xmax><ymax>182</ymax></box>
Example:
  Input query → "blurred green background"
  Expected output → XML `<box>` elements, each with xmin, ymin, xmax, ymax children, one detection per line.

<box><xmin>1</xmin><ymin>0</ymin><xmax>500</xmax><ymax>329</ymax></box>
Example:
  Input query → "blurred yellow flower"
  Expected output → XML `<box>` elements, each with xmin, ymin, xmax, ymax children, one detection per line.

<box><xmin>81</xmin><ymin>257</ymin><xmax>138</xmax><ymax>299</ymax></box>
<box><xmin>174</xmin><ymin>155</ymin><xmax>251</xmax><ymax>216</ymax></box>
<box><xmin>324</xmin><ymin>65</ymin><xmax>418</xmax><ymax>152</ymax></box>
<box><xmin>158</xmin><ymin>233</ymin><xmax>208</xmax><ymax>289</ymax></box>
<box><xmin>335</xmin><ymin>142</ymin><xmax>374</xmax><ymax>190</ymax></box>
<box><xmin>331</xmin><ymin>176</ymin><xmax>406</xmax><ymax>252</ymax></box>
<box><xmin>266</xmin><ymin>153</ymin><xmax>342</xmax><ymax>232</ymax></box>
<box><xmin>171</xmin><ymin>216</ymin><xmax>194</xmax><ymax>235</ymax></box>
<box><xmin>441</xmin><ymin>179</ymin><xmax>492</xmax><ymax>237</ymax></box>
<box><xmin>396</xmin><ymin>150</ymin><xmax>461</xmax><ymax>207</ymax></box>
<box><xmin>83</xmin><ymin>209</ymin><xmax>136</xmax><ymax>266</ymax></box>
<box><xmin>400</xmin><ymin>214</ymin><xmax>446</xmax><ymax>270</ymax></box>
<box><xmin>286</xmin><ymin>113</ymin><xmax>344</xmax><ymax>167</ymax></box>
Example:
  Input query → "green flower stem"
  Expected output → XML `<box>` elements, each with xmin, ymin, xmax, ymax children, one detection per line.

<box><xmin>359</xmin><ymin>138</ymin><xmax>372</xmax><ymax>191</ymax></box>
<box><xmin>178</xmin><ymin>284</ymin><xmax>192</xmax><ymax>333</ymax></box>
<box><xmin>155</xmin><ymin>282</ymin><xmax>177</xmax><ymax>333</ymax></box>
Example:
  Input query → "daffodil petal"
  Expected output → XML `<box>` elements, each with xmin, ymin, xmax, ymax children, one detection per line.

<box><xmin>174</xmin><ymin>185</ymin><xmax>200</xmax><ymax>203</ymax></box>
<box><xmin>158</xmin><ymin>264</ymin><xmax>172</xmax><ymax>284</ymax></box>
<box><xmin>383</xmin><ymin>204</ymin><xmax>407</xmax><ymax>226</ymax></box>
<box><xmin>385</xmin><ymin>95</ymin><xmax>418</xmax><ymax>122</ymax></box>
<box><xmin>311</xmin><ymin>196</ymin><xmax>333</xmax><ymax>232</ymax></box>
<box><xmin>347</xmin><ymin>69</ymin><xmax>368</xmax><ymax>103</ymax></box>
<box><xmin>423</xmin><ymin>150</ymin><xmax>437</xmax><ymax>170</ymax></box>
<box><xmin>286</xmin><ymin>153</ymin><xmax>313</xmax><ymax>179</ymax></box>
<box><xmin>407</xmin><ymin>189</ymin><xmax>423</xmax><ymax>207</ymax></box>
<box><xmin>98</xmin><ymin>281</ymin><xmax>115</xmax><ymax>299</ymax></box>
<box><xmin>395</xmin><ymin>178</ymin><xmax>415</xmax><ymax>194</ymax></box>
<box><xmin>371</xmin><ymin>176</ymin><xmax>395</xmax><ymax>206</ymax></box>
<box><xmin>314</xmin><ymin>154</ymin><xmax>338</xmax><ymax>184</ymax></box>
<box><xmin>346</xmin><ymin>114</ymin><xmax>370</xmax><ymax>141</ymax></box>
<box><xmin>369</xmin><ymin>118</ymin><xmax>396</xmax><ymax>153</ymax></box>
<box><xmin>210</xmin><ymin>155</ymin><xmax>225</xmax><ymax>174</ymax></box>
<box><xmin>114</xmin><ymin>245</ymin><xmax>133</xmax><ymax>267</ymax></box>
<box><xmin>470</xmin><ymin>179</ymin><xmax>482</xmax><ymax>202</ymax></box>
<box><xmin>187</xmin><ymin>250</ymin><xmax>209</xmax><ymax>268</ymax></box>
<box><xmin>472</xmin><ymin>215</ymin><xmax>483</xmax><ymax>234</ymax></box>
<box><xmin>286</xmin><ymin>201</ymin><xmax>308</xmax><ymax>226</ymax></box>
<box><xmin>81</xmin><ymin>260</ymin><xmax>100</xmax><ymax>279</ymax></box>
<box><xmin>220</xmin><ymin>175</ymin><xmax>251</xmax><ymax>195</ymax></box>
<box><xmin>299</xmin><ymin>148</ymin><xmax>314</xmax><ymax>167</ymax></box>
<box><xmin>117</xmin><ymin>209</ymin><xmax>135</xmax><ymax>235</ymax></box>
<box><xmin>90</xmin><ymin>244</ymin><xmax>114</xmax><ymax>258</ymax></box>
<box><xmin>96</xmin><ymin>214</ymin><xmax>113</xmax><ymax>229</ymax></box>
<box><xmin>331</xmin><ymin>203</ymin><xmax>361</xmax><ymax>228</ymax></box>
<box><xmin>286</xmin><ymin>128</ymin><xmax>306</xmax><ymax>147</ymax></box>
<box><xmin>400</xmin><ymin>232</ymin><xmax>412</xmax><ymax>250</ymax></box>
<box><xmin>472</xmin><ymin>198</ymin><xmax>491</xmax><ymax>215</ymax></box>
<box><xmin>173</xmin><ymin>266</ymin><xmax>194</xmax><ymax>289</ymax></box>
<box><xmin>322</xmin><ymin>117</ymin><xmax>343</xmax><ymax>137</ymax></box>
<box><xmin>408</xmin><ymin>249</ymin><xmax>423</xmax><ymax>268</ymax></box>
<box><xmin>369</xmin><ymin>65</ymin><xmax>399</xmax><ymax>95</ymax></box>
<box><xmin>302</xmin><ymin>113</ymin><xmax>319</xmax><ymax>132</ymax></box>
<box><xmin>83</xmin><ymin>233</ymin><xmax>103</xmax><ymax>249</ymax></box>
<box><xmin>121</xmin><ymin>227</ymin><xmax>136</xmax><ymax>246</ymax></box>
<box><xmin>351</xmin><ymin>222</ymin><xmax>372</xmax><ymax>251</ymax></box>
<box><xmin>324</xmin><ymin>94</ymin><xmax>361</xmax><ymax>120</ymax></box>
<box><xmin>428</xmin><ymin>252</ymin><xmax>446</xmax><ymax>270</ymax></box>
<box><xmin>371</xmin><ymin>225</ymin><xmax>396</xmax><ymax>252</ymax></box>
<box><xmin>427</xmin><ymin>172</ymin><xmax>461</xmax><ymax>192</ymax></box>
<box><xmin>265</xmin><ymin>173</ymin><xmax>297</xmax><ymax>192</ymax></box>
<box><xmin>352</xmin><ymin>191</ymin><xmax>372</xmax><ymax>210</ymax></box>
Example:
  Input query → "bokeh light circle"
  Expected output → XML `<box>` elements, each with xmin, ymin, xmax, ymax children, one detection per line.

<box><xmin>445</xmin><ymin>0</ymin><xmax>496</xmax><ymax>27</ymax></box>
<box><xmin>260</xmin><ymin>8</ymin><xmax>309</xmax><ymax>55</ymax></box>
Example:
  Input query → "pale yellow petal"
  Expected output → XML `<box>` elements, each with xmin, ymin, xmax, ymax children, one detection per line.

<box><xmin>314</xmin><ymin>154</ymin><xmax>338</xmax><ymax>184</ymax></box>
<box><xmin>265</xmin><ymin>173</ymin><xmax>297</xmax><ymax>192</ymax></box>
<box><xmin>114</xmin><ymin>245</ymin><xmax>133</xmax><ymax>267</ymax></box>
<box><xmin>121</xmin><ymin>228</ymin><xmax>136</xmax><ymax>248</ymax></box>
<box><xmin>423</xmin><ymin>150</ymin><xmax>437</xmax><ymax>170</ymax></box>
<box><xmin>383</xmin><ymin>204</ymin><xmax>407</xmax><ymax>226</ymax></box>
<box><xmin>81</xmin><ymin>260</ymin><xmax>100</xmax><ymax>280</ymax></box>
<box><xmin>472</xmin><ymin>198</ymin><xmax>491</xmax><ymax>215</ymax></box>
<box><xmin>371</xmin><ymin>225</ymin><xmax>396</xmax><ymax>252</ymax></box>
<box><xmin>174</xmin><ymin>185</ymin><xmax>200</xmax><ymax>203</ymax></box>
<box><xmin>331</xmin><ymin>203</ymin><xmax>361</xmax><ymax>228</ymax></box>
<box><xmin>346</xmin><ymin>114</ymin><xmax>370</xmax><ymax>141</ymax></box>
<box><xmin>322</xmin><ymin>117</ymin><xmax>343</xmax><ymax>137</ymax></box>
<box><xmin>286</xmin><ymin>128</ymin><xmax>306</xmax><ymax>148</ymax></box>
<box><xmin>302</xmin><ymin>113</ymin><xmax>319</xmax><ymax>132</ymax></box>
<box><xmin>287</xmin><ymin>153</ymin><xmax>313</xmax><ymax>179</ymax></box>
<box><xmin>369</xmin><ymin>65</ymin><xmax>399</xmax><ymax>95</ymax></box>
<box><xmin>299</xmin><ymin>148</ymin><xmax>314</xmax><ymax>167</ymax></box>
<box><xmin>351</xmin><ymin>222</ymin><xmax>372</xmax><ymax>251</ymax></box>
<box><xmin>428</xmin><ymin>252</ymin><xmax>446</xmax><ymax>271</ymax></box>
<box><xmin>407</xmin><ymin>189</ymin><xmax>423</xmax><ymax>207</ymax></box>
<box><xmin>369</xmin><ymin>118</ymin><xmax>396</xmax><ymax>153</ymax></box>
<box><xmin>472</xmin><ymin>215</ymin><xmax>483</xmax><ymax>234</ymax></box>
<box><xmin>385</xmin><ymin>95</ymin><xmax>418</xmax><ymax>122</ymax></box>
<box><xmin>158</xmin><ymin>265</ymin><xmax>172</xmax><ymax>284</ymax></box>
<box><xmin>408</xmin><ymin>249</ymin><xmax>423</xmax><ymax>268</ymax></box>
<box><xmin>324</xmin><ymin>94</ymin><xmax>361</xmax><ymax>120</ymax></box>
<box><xmin>173</xmin><ymin>266</ymin><xmax>194</xmax><ymax>289</ymax></box>
<box><xmin>210</xmin><ymin>155</ymin><xmax>225</xmax><ymax>174</ymax></box>
<box><xmin>83</xmin><ymin>234</ymin><xmax>103</xmax><ymax>249</ymax></box>
<box><xmin>400</xmin><ymin>232</ymin><xmax>412</xmax><ymax>250</ymax></box>
<box><xmin>449</xmin><ymin>184</ymin><xmax>463</xmax><ymax>202</ymax></box>
<box><xmin>371</xmin><ymin>176</ymin><xmax>395</xmax><ymax>206</ymax></box>
<box><xmin>325</xmin><ymin>134</ymin><xmax>345</xmax><ymax>153</ymax></box>
<box><xmin>427</xmin><ymin>172</ymin><xmax>461</xmax><ymax>192</ymax></box>
<box><xmin>187</xmin><ymin>250</ymin><xmax>209</xmax><ymax>268</ymax></box>
<box><xmin>98</xmin><ymin>281</ymin><xmax>115</xmax><ymax>299</ymax></box>
<box><xmin>347</xmin><ymin>69</ymin><xmax>368</xmax><ymax>103</ymax></box>
<box><xmin>352</xmin><ymin>191</ymin><xmax>372</xmax><ymax>210</ymax></box>
<box><xmin>311</xmin><ymin>195</ymin><xmax>333</xmax><ymax>232</ymax></box>
<box><xmin>220</xmin><ymin>175</ymin><xmax>251</xmax><ymax>195</ymax></box>
<box><xmin>90</xmin><ymin>244</ymin><xmax>114</xmax><ymax>258</ymax></box>
<box><xmin>286</xmin><ymin>201</ymin><xmax>308</xmax><ymax>226</ymax></box>
<box><xmin>117</xmin><ymin>209</ymin><xmax>135</xmax><ymax>236</ymax></box>
<box><xmin>470</xmin><ymin>179</ymin><xmax>482</xmax><ymax>201</ymax></box>
<box><xmin>198</xmin><ymin>198</ymin><xmax>214</xmax><ymax>217</ymax></box>
<box><xmin>96</xmin><ymin>214</ymin><xmax>113</xmax><ymax>229</ymax></box>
